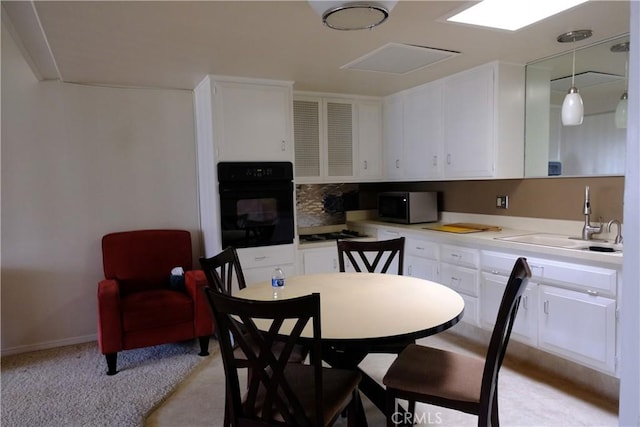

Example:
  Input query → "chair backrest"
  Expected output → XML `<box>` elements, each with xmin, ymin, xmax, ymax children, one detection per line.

<box><xmin>204</xmin><ymin>289</ymin><xmax>323</xmax><ymax>427</ymax></box>
<box><xmin>199</xmin><ymin>247</ymin><xmax>247</xmax><ymax>295</ymax></box>
<box><xmin>337</xmin><ymin>237</ymin><xmax>405</xmax><ymax>275</ymax></box>
<box><xmin>479</xmin><ymin>257</ymin><xmax>532</xmax><ymax>425</ymax></box>
<box><xmin>102</xmin><ymin>229</ymin><xmax>192</xmax><ymax>293</ymax></box>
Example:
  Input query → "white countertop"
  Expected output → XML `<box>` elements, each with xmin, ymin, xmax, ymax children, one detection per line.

<box><xmin>342</xmin><ymin>212</ymin><xmax>622</xmax><ymax>267</ymax></box>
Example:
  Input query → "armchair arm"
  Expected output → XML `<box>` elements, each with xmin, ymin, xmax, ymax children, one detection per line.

<box><xmin>97</xmin><ymin>279</ymin><xmax>123</xmax><ymax>354</ymax></box>
<box><xmin>185</xmin><ymin>270</ymin><xmax>215</xmax><ymax>336</ymax></box>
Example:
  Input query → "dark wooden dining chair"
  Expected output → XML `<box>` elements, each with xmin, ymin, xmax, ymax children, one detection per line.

<box><xmin>382</xmin><ymin>257</ymin><xmax>532</xmax><ymax>427</ymax></box>
<box><xmin>204</xmin><ymin>289</ymin><xmax>362</xmax><ymax>427</ymax></box>
<box><xmin>337</xmin><ymin>237</ymin><xmax>405</xmax><ymax>275</ymax></box>
<box><xmin>337</xmin><ymin>237</ymin><xmax>409</xmax><ymax>355</ymax></box>
<box><xmin>199</xmin><ymin>246</ymin><xmax>247</xmax><ymax>295</ymax></box>
<box><xmin>200</xmin><ymin>247</ymin><xmax>309</xmax><ymax>426</ymax></box>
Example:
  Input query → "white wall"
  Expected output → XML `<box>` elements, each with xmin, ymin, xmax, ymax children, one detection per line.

<box><xmin>1</xmin><ymin>25</ymin><xmax>202</xmax><ymax>354</ymax></box>
<box><xmin>619</xmin><ymin>1</ymin><xmax>640</xmax><ymax>424</ymax></box>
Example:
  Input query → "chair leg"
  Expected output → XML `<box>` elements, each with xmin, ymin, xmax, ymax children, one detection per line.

<box><xmin>198</xmin><ymin>335</ymin><xmax>210</xmax><ymax>356</ymax></box>
<box><xmin>386</xmin><ymin>390</ymin><xmax>396</xmax><ymax>427</ymax></box>
<box><xmin>347</xmin><ymin>389</ymin><xmax>360</xmax><ymax>427</ymax></box>
<box><xmin>491</xmin><ymin>391</ymin><xmax>499</xmax><ymax>427</ymax></box>
<box><xmin>105</xmin><ymin>353</ymin><xmax>118</xmax><ymax>375</ymax></box>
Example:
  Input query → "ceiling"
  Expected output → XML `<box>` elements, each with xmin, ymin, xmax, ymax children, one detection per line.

<box><xmin>1</xmin><ymin>1</ymin><xmax>631</xmax><ymax>97</ymax></box>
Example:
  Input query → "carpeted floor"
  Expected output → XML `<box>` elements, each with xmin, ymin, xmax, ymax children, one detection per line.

<box><xmin>1</xmin><ymin>340</ymin><xmax>213</xmax><ymax>427</ymax></box>
<box><xmin>146</xmin><ymin>332</ymin><xmax>619</xmax><ymax>427</ymax></box>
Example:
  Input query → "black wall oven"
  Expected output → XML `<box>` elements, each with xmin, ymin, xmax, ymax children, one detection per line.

<box><xmin>218</xmin><ymin>162</ymin><xmax>295</xmax><ymax>249</ymax></box>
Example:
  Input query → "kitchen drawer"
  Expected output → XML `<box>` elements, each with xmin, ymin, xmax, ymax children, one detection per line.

<box><xmin>237</xmin><ymin>244</ymin><xmax>295</xmax><ymax>270</ymax></box>
<box><xmin>405</xmin><ymin>237</ymin><xmax>439</xmax><ymax>260</ymax></box>
<box><xmin>482</xmin><ymin>250</ymin><xmax>617</xmax><ymax>296</ymax></box>
<box><xmin>532</xmin><ymin>259</ymin><xmax>617</xmax><ymax>296</ymax></box>
<box><xmin>439</xmin><ymin>263</ymin><xmax>479</xmax><ymax>297</ymax></box>
<box><xmin>441</xmin><ymin>244</ymin><xmax>479</xmax><ymax>268</ymax></box>
<box><xmin>481</xmin><ymin>250</ymin><xmax>519</xmax><ymax>275</ymax></box>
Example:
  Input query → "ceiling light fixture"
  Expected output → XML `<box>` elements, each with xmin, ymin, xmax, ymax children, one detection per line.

<box><xmin>446</xmin><ymin>0</ymin><xmax>589</xmax><ymax>31</ymax></box>
<box><xmin>308</xmin><ymin>1</ymin><xmax>397</xmax><ymax>30</ymax></box>
<box><xmin>557</xmin><ymin>29</ymin><xmax>593</xmax><ymax>126</ymax></box>
<box><xmin>611</xmin><ymin>41</ymin><xmax>630</xmax><ymax>129</ymax></box>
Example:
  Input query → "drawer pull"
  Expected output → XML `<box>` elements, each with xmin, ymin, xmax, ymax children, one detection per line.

<box><xmin>522</xmin><ymin>295</ymin><xmax>528</xmax><ymax>310</ymax></box>
<box><xmin>491</xmin><ymin>270</ymin><xmax>500</xmax><ymax>275</ymax></box>
<box><xmin>543</xmin><ymin>300</ymin><xmax>549</xmax><ymax>314</ymax></box>
<box><xmin>281</xmin><ymin>140</ymin><xmax>286</xmax><ymax>151</ymax></box>
<box><xmin>587</xmin><ymin>290</ymin><xmax>599</xmax><ymax>296</ymax></box>
<box><xmin>254</xmin><ymin>256</ymin><xmax>267</xmax><ymax>261</ymax></box>
<box><xmin>416</xmin><ymin>246</ymin><xmax>425</xmax><ymax>251</ymax></box>
<box><xmin>450</xmin><ymin>253</ymin><xmax>461</xmax><ymax>259</ymax></box>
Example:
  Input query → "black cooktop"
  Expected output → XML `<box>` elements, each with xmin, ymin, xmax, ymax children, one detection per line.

<box><xmin>299</xmin><ymin>229</ymin><xmax>366</xmax><ymax>243</ymax></box>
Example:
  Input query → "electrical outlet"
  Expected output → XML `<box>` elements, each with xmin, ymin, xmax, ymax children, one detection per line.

<box><xmin>496</xmin><ymin>195</ymin><xmax>509</xmax><ymax>209</ymax></box>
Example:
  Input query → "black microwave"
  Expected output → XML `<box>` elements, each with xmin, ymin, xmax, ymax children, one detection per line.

<box><xmin>378</xmin><ymin>192</ymin><xmax>438</xmax><ymax>224</ymax></box>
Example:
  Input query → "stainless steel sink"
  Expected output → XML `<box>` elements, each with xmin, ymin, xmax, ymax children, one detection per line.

<box><xmin>495</xmin><ymin>233</ymin><xmax>623</xmax><ymax>252</ymax></box>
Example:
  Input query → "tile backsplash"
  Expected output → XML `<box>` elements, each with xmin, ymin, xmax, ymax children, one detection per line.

<box><xmin>296</xmin><ymin>184</ymin><xmax>359</xmax><ymax>227</ymax></box>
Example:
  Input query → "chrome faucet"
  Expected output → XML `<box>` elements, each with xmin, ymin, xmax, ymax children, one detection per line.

<box><xmin>581</xmin><ymin>186</ymin><xmax>602</xmax><ymax>240</ymax></box>
<box><xmin>606</xmin><ymin>219</ymin><xmax>623</xmax><ymax>244</ymax></box>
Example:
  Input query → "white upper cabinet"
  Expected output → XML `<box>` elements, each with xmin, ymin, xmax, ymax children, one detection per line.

<box><xmin>384</xmin><ymin>85</ymin><xmax>443</xmax><ymax>181</ymax></box>
<box><xmin>294</xmin><ymin>93</ymin><xmax>383</xmax><ymax>183</ymax></box>
<box><xmin>356</xmin><ymin>100</ymin><xmax>383</xmax><ymax>180</ymax></box>
<box><xmin>383</xmin><ymin>61</ymin><xmax>525</xmax><ymax>181</ymax></box>
<box><xmin>403</xmin><ymin>80</ymin><xmax>444</xmax><ymax>180</ymax></box>
<box><xmin>383</xmin><ymin>93</ymin><xmax>404</xmax><ymax>180</ymax></box>
<box><xmin>443</xmin><ymin>61</ymin><xmax>525</xmax><ymax>179</ymax></box>
<box><xmin>443</xmin><ymin>65</ymin><xmax>494</xmax><ymax>178</ymax></box>
<box><xmin>211</xmin><ymin>78</ymin><xmax>294</xmax><ymax>162</ymax></box>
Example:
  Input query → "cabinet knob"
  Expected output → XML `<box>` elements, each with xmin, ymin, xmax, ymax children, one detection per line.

<box><xmin>396</xmin><ymin>159</ymin><xmax>400</xmax><ymax>169</ymax></box>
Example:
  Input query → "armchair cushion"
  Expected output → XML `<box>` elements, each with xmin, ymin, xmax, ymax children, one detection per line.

<box><xmin>121</xmin><ymin>290</ymin><xmax>193</xmax><ymax>332</ymax></box>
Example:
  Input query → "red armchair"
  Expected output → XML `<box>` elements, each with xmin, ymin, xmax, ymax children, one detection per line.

<box><xmin>98</xmin><ymin>229</ymin><xmax>214</xmax><ymax>375</ymax></box>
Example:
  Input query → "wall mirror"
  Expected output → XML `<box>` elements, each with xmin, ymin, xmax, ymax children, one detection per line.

<box><xmin>525</xmin><ymin>33</ymin><xmax>629</xmax><ymax>177</ymax></box>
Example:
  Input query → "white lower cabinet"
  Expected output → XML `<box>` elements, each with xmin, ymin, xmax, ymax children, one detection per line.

<box><xmin>439</xmin><ymin>244</ymin><xmax>480</xmax><ymax>326</ymax></box>
<box><xmin>405</xmin><ymin>235</ymin><xmax>439</xmax><ymax>281</ymax></box>
<box><xmin>481</xmin><ymin>249</ymin><xmax>618</xmax><ymax>375</ymax></box>
<box><xmin>300</xmin><ymin>246</ymin><xmax>341</xmax><ymax>274</ymax></box>
<box><xmin>538</xmin><ymin>285</ymin><xmax>616</xmax><ymax>373</ymax></box>
<box><xmin>237</xmin><ymin>244</ymin><xmax>296</xmax><ymax>286</ymax></box>
<box><xmin>480</xmin><ymin>272</ymin><xmax>538</xmax><ymax>346</ymax></box>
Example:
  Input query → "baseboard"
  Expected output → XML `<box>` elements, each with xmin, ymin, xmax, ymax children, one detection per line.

<box><xmin>1</xmin><ymin>334</ymin><xmax>97</xmax><ymax>357</ymax></box>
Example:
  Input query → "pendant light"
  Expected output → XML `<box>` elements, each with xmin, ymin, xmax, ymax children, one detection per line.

<box><xmin>611</xmin><ymin>41</ymin><xmax>630</xmax><ymax>129</ymax></box>
<box><xmin>557</xmin><ymin>30</ymin><xmax>593</xmax><ymax>126</ymax></box>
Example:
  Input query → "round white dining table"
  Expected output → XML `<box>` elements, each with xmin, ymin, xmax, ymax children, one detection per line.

<box><xmin>235</xmin><ymin>272</ymin><xmax>465</xmax><ymax>344</ymax></box>
<box><xmin>235</xmin><ymin>271</ymin><xmax>465</xmax><ymax>423</ymax></box>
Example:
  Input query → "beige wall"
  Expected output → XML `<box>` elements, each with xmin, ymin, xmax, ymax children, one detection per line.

<box><xmin>1</xmin><ymin>26</ymin><xmax>201</xmax><ymax>354</ymax></box>
<box><xmin>360</xmin><ymin>176</ymin><xmax>624</xmax><ymax>223</ymax></box>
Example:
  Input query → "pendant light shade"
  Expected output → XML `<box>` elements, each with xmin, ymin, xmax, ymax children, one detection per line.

<box><xmin>557</xmin><ymin>29</ymin><xmax>592</xmax><ymax>127</ymax></box>
<box><xmin>611</xmin><ymin>41</ymin><xmax>630</xmax><ymax>129</ymax></box>
<box><xmin>615</xmin><ymin>92</ymin><xmax>628</xmax><ymax>129</ymax></box>
<box><xmin>562</xmin><ymin>87</ymin><xmax>584</xmax><ymax>126</ymax></box>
